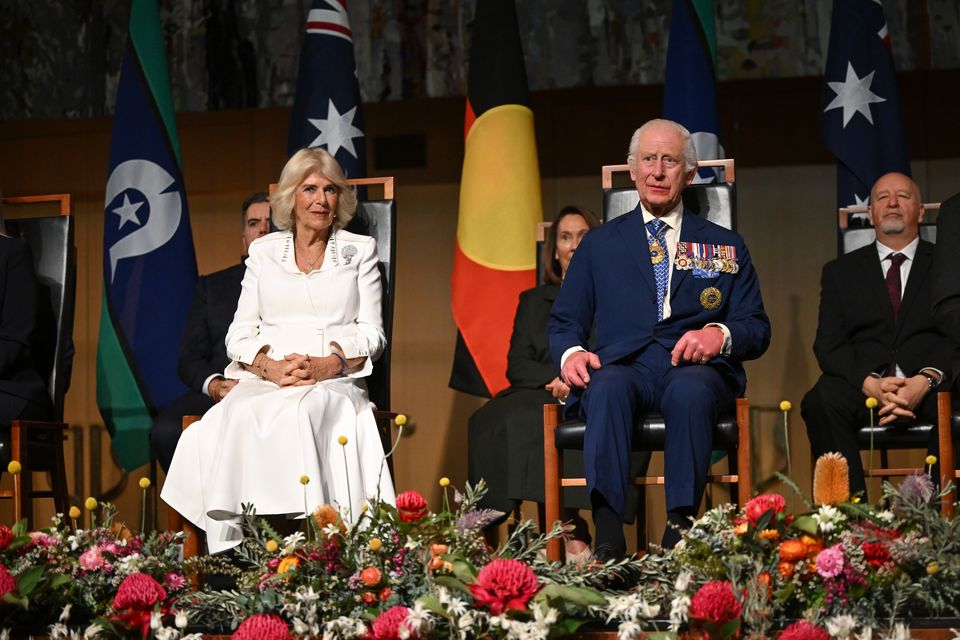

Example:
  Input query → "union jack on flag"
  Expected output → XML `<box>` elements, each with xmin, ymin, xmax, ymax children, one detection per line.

<box><xmin>287</xmin><ymin>0</ymin><xmax>367</xmax><ymax>180</ymax></box>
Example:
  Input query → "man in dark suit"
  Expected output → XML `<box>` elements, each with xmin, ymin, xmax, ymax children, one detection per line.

<box><xmin>150</xmin><ymin>192</ymin><xmax>270</xmax><ymax>471</ymax></box>
<box><xmin>549</xmin><ymin>119</ymin><xmax>771</xmax><ymax>556</ymax></box>
<box><xmin>802</xmin><ymin>172</ymin><xmax>960</xmax><ymax>496</ymax></box>
<box><xmin>933</xmin><ymin>192</ymin><xmax>960</xmax><ymax>346</ymax></box>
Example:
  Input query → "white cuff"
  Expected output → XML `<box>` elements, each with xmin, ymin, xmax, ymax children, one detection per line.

<box><xmin>560</xmin><ymin>346</ymin><xmax>587</xmax><ymax>371</ymax></box>
<box><xmin>705</xmin><ymin>323</ymin><xmax>732</xmax><ymax>355</ymax></box>
<box><xmin>202</xmin><ymin>374</ymin><xmax>223</xmax><ymax>397</ymax></box>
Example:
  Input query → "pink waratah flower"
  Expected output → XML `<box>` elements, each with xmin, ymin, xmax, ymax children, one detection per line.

<box><xmin>0</xmin><ymin>525</ymin><xmax>13</xmax><ymax>550</ymax></box>
<box><xmin>113</xmin><ymin>573</ymin><xmax>168</xmax><ymax>610</ymax></box>
<box><xmin>0</xmin><ymin>564</ymin><xmax>16</xmax><ymax>598</ymax></box>
<box><xmin>79</xmin><ymin>545</ymin><xmax>106</xmax><ymax>570</ymax></box>
<box><xmin>689</xmin><ymin>581</ymin><xmax>743</xmax><ymax>625</ymax></box>
<box><xmin>468</xmin><ymin>558</ymin><xmax>540</xmax><ymax>615</ymax></box>
<box><xmin>367</xmin><ymin>605</ymin><xmax>418</xmax><ymax>640</ymax></box>
<box><xmin>231</xmin><ymin>613</ymin><xmax>291</xmax><ymax>640</ymax></box>
<box><xmin>744</xmin><ymin>493</ymin><xmax>786</xmax><ymax>527</ymax></box>
<box><xmin>779</xmin><ymin>620</ymin><xmax>831</xmax><ymax>640</ymax></box>
<box><xmin>165</xmin><ymin>572</ymin><xmax>187</xmax><ymax>590</ymax></box>
<box><xmin>816</xmin><ymin>545</ymin><xmax>845</xmax><ymax>578</ymax></box>
<box><xmin>395</xmin><ymin>490</ymin><xmax>429</xmax><ymax>522</ymax></box>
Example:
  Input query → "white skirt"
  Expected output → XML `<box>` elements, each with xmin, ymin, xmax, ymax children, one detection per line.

<box><xmin>161</xmin><ymin>377</ymin><xmax>396</xmax><ymax>553</ymax></box>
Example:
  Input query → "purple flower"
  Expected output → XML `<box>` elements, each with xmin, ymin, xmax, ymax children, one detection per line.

<box><xmin>896</xmin><ymin>473</ymin><xmax>935</xmax><ymax>509</ymax></box>
<box><xmin>816</xmin><ymin>545</ymin><xmax>845</xmax><ymax>578</ymax></box>
<box><xmin>165</xmin><ymin>572</ymin><xmax>187</xmax><ymax>590</ymax></box>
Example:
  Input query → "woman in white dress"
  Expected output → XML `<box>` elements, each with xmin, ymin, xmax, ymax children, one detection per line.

<box><xmin>162</xmin><ymin>148</ymin><xmax>395</xmax><ymax>553</ymax></box>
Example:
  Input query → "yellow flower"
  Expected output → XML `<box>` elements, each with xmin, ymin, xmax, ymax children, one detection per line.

<box><xmin>6</xmin><ymin>461</ymin><xmax>21</xmax><ymax>475</ymax></box>
<box><xmin>758</xmin><ymin>528</ymin><xmax>781</xmax><ymax>542</ymax></box>
<box><xmin>927</xmin><ymin>562</ymin><xmax>940</xmax><ymax>575</ymax></box>
<box><xmin>439</xmin><ymin>477</ymin><xmax>450</xmax><ymax>488</ymax></box>
<box><xmin>865</xmin><ymin>397</ymin><xmax>878</xmax><ymax>409</ymax></box>
<box><xmin>265</xmin><ymin>540</ymin><xmax>279</xmax><ymax>553</ymax></box>
<box><xmin>68</xmin><ymin>506</ymin><xmax>81</xmax><ymax>519</ymax></box>
<box><xmin>369</xmin><ymin>538</ymin><xmax>382</xmax><ymax>552</ymax></box>
<box><xmin>277</xmin><ymin>556</ymin><xmax>300</xmax><ymax>575</ymax></box>
<box><xmin>299</xmin><ymin>475</ymin><xmax>310</xmax><ymax>485</ymax></box>
<box><xmin>852</xmin><ymin>496</ymin><xmax>861</xmax><ymax>504</ymax></box>
<box><xmin>84</xmin><ymin>497</ymin><xmax>98</xmax><ymax>511</ymax></box>
<box><xmin>925</xmin><ymin>455</ymin><xmax>938</xmax><ymax>466</ymax></box>
<box><xmin>779</xmin><ymin>400</ymin><xmax>792</xmax><ymax>412</ymax></box>
<box><xmin>337</xmin><ymin>435</ymin><xmax>348</xmax><ymax>446</ymax></box>
<box><xmin>394</xmin><ymin>414</ymin><xmax>408</xmax><ymax>427</ymax></box>
<box><xmin>361</xmin><ymin>504</ymin><xmax>368</xmax><ymax>512</ymax></box>
<box><xmin>138</xmin><ymin>477</ymin><xmax>151</xmax><ymax>490</ymax></box>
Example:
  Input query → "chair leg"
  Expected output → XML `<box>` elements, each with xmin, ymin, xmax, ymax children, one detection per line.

<box><xmin>937</xmin><ymin>392</ymin><xmax>955</xmax><ymax>517</ymax></box>
<box><xmin>736</xmin><ymin>398</ymin><xmax>752</xmax><ymax>506</ymax></box>
<box><xmin>543</xmin><ymin>404</ymin><xmax>563</xmax><ymax>563</ymax></box>
<box><xmin>10</xmin><ymin>422</ymin><xmax>26</xmax><ymax>526</ymax></box>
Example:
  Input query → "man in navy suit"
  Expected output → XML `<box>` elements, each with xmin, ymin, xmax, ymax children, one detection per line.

<box><xmin>150</xmin><ymin>192</ymin><xmax>270</xmax><ymax>471</ymax></box>
<box><xmin>549</xmin><ymin>119</ymin><xmax>770</xmax><ymax>556</ymax></box>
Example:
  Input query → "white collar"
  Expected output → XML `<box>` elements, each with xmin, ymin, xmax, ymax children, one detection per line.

<box><xmin>640</xmin><ymin>200</ymin><xmax>684</xmax><ymax>231</ymax></box>
<box><xmin>875</xmin><ymin>235</ymin><xmax>919</xmax><ymax>262</ymax></box>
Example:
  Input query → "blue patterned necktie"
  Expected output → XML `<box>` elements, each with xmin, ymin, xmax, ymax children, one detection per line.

<box><xmin>646</xmin><ymin>218</ymin><xmax>669</xmax><ymax>321</ymax></box>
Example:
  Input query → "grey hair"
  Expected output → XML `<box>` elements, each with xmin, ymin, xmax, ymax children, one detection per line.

<box><xmin>626</xmin><ymin>119</ymin><xmax>698</xmax><ymax>172</ymax></box>
<box><xmin>270</xmin><ymin>147</ymin><xmax>358</xmax><ymax>232</ymax></box>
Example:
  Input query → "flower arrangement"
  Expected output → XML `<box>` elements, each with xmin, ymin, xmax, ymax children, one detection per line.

<box><xmin>2</xmin><ymin>454</ymin><xmax>960</xmax><ymax>639</ymax></box>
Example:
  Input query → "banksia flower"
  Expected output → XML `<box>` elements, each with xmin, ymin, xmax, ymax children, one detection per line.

<box><xmin>813</xmin><ymin>452</ymin><xmax>850</xmax><ymax>505</ymax></box>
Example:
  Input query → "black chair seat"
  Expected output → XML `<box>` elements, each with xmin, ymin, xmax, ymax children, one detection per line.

<box><xmin>553</xmin><ymin>413</ymin><xmax>741</xmax><ymax>451</ymax></box>
<box><xmin>857</xmin><ymin>413</ymin><xmax>960</xmax><ymax>449</ymax></box>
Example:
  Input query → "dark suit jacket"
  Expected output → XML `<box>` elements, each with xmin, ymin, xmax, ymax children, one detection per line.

<box><xmin>813</xmin><ymin>240</ymin><xmax>960</xmax><ymax>389</ymax></box>
<box><xmin>0</xmin><ymin>236</ymin><xmax>51</xmax><ymax>419</ymax></box>
<box><xmin>503</xmin><ymin>284</ymin><xmax>560</xmax><ymax>394</ymax></box>
<box><xmin>549</xmin><ymin>206</ymin><xmax>770</xmax><ymax>402</ymax></box>
<box><xmin>177</xmin><ymin>261</ymin><xmax>245</xmax><ymax>393</ymax></box>
<box><xmin>933</xmin><ymin>193</ymin><xmax>960</xmax><ymax>345</ymax></box>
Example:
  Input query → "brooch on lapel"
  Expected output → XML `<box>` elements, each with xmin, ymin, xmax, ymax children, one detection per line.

<box><xmin>340</xmin><ymin>244</ymin><xmax>358</xmax><ymax>265</ymax></box>
<box><xmin>700</xmin><ymin>286</ymin><xmax>722</xmax><ymax>310</ymax></box>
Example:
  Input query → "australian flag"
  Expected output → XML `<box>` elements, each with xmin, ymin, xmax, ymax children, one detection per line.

<box><xmin>820</xmin><ymin>0</ymin><xmax>910</xmax><ymax>212</ymax></box>
<box><xmin>287</xmin><ymin>0</ymin><xmax>367</xmax><ymax>179</ymax></box>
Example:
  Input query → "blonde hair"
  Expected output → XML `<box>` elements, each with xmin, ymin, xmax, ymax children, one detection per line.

<box><xmin>270</xmin><ymin>148</ymin><xmax>358</xmax><ymax>231</ymax></box>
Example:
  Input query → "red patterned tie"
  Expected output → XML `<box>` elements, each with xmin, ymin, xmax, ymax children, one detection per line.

<box><xmin>885</xmin><ymin>253</ymin><xmax>906</xmax><ymax>317</ymax></box>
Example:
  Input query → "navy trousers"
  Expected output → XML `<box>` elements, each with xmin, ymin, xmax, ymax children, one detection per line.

<box><xmin>579</xmin><ymin>346</ymin><xmax>737</xmax><ymax>520</ymax></box>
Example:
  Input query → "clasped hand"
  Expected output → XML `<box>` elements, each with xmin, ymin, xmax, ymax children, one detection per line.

<box><xmin>261</xmin><ymin>353</ymin><xmax>341</xmax><ymax>387</ymax></box>
<box><xmin>862</xmin><ymin>375</ymin><xmax>929</xmax><ymax>425</ymax></box>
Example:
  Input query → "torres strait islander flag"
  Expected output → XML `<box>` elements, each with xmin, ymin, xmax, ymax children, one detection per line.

<box><xmin>449</xmin><ymin>0</ymin><xmax>542</xmax><ymax>397</ymax></box>
<box><xmin>663</xmin><ymin>0</ymin><xmax>723</xmax><ymax>183</ymax></box>
<box><xmin>287</xmin><ymin>0</ymin><xmax>366</xmax><ymax>179</ymax></box>
<box><xmin>820</xmin><ymin>0</ymin><xmax>910</xmax><ymax>213</ymax></box>
<box><xmin>96</xmin><ymin>0</ymin><xmax>197</xmax><ymax>471</ymax></box>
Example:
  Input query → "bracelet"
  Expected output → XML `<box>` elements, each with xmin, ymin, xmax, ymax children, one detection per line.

<box><xmin>332</xmin><ymin>351</ymin><xmax>349</xmax><ymax>374</ymax></box>
<box><xmin>254</xmin><ymin>354</ymin><xmax>268</xmax><ymax>379</ymax></box>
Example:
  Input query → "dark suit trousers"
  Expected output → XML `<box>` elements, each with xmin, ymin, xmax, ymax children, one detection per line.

<box><xmin>150</xmin><ymin>390</ymin><xmax>214</xmax><ymax>472</ymax></box>
<box><xmin>802</xmin><ymin>374</ymin><xmax>940</xmax><ymax>496</ymax></box>
<box><xmin>579</xmin><ymin>345</ymin><xmax>736</xmax><ymax>520</ymax></box>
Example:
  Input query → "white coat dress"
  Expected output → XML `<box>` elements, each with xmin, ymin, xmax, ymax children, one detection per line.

<box><xmin>161</xmin><ymin>229</ymin><xmax>396</xmax><ymax>553</ymax></box>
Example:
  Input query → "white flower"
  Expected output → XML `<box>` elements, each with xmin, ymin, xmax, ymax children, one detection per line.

<box><xmin>856</xmin><ymin>627</ymin><xmax>874</xmax><ymax>640</ymax></box>
<box><xmin>669</xmin><ymin>595</ymin><xmax>691</xmax><ymax>631</ymax></box>
<box><xmin>282</xmin><ymin>531</ymin><xmax>306</xmax><ymax>553</ymax></box>
<box><xmin>155</xmin><ymin>629</ymin><xmax>180</xmax><ymax>640</ymax></box>
<box><xmin>83</xmin><ymin>623</ymin><xmax>104</xmax><ymax>638</ymax></box>
<box><xmin>322</xmin><ymin>523</ymin><xmax>341</xmax><ymax>538</ymax></box>
<box><xmin>293</xmin><ymin>618</ymin><xmax>311</xmax><ymax>635</ymax></box>
<box><xmin>59</xmin><ymin>603</ymin><xmax>73</xmax><ymax>622</ymax></box>
<box><xmin>0</xmin><ymin>629</ymin><xmax>9</xmax><ymax>640</ymax></box>
<box><xmin>150</xmin><ymin>611</ymin><xmax>163</xmax><ymax>630</ymax></box>
<box><xmin>175</xmin><ymin>611</ymin><xmax>189</xmax><ymax>629</ymax></box>
<box><xmin>48</xmin><ymin>623</ymin><xmax>69</xmax><ymax>639</ymax></box>
<box><xmin>618</xmin><ymin>620</ymin><xmax>643</xmax><ymax>640</ymax></box>
<box><xmin>825</xmin><ymin>614</ymin><xmax>859</xmax><ymax>638</ymax></box>
<box><xmin>674</xmin><ymin>570</ymin><xmax>693</xmax><ymax>592</ymax></box>
<box><xmin>815</xmin><ymin>504</ymin><xmax>845</xmax><ymax>533</ymax></box>
<box><xmin>877</xmin><ymin>510</ymin><xmax>895</xmax><ymax>523</ymax></box>
<box><xmin>882</xmin><ymin>623</ymin><xmax>910</xmax><ymax>640</ymax></box>
<box><xmin>532</xmin><ymin>604</ymin><xmax>559</xmax><ymax>627</ymax></box>
<box><xmin>407</xmin><ymin>602</ymin><xmax>434</xmax><ymax>634</ymax></box>
<box><xmin>457</xmin><ymin>611</ymin><xmax>475</xmax><ymax>630</ymax></box>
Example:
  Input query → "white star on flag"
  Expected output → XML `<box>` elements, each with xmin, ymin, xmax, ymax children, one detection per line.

<box><xmin>824</xmin><ymin>62</ymin><xmax>886</xmax><ymax>128</ymax></box>
<box><xmin>307</xmin><ymin>99</ymin><xmax>364</xmax><ymax>160</ymax></box>
<box><xmin>112</xmin><ymin>193</ymin><xmax>144</xmax><ymax>229</ymax></box>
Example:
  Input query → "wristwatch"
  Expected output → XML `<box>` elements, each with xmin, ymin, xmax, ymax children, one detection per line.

<box><xmin>919</xmin><ymin>371</ymin><xmax>939</xmax><ymax>391</ymax></box>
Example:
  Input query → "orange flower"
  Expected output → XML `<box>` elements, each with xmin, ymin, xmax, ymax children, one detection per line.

<box><xmin>779</xmin><ymin>540</ymin><xmax>807</xmax><ymax>562</ymax></box>
<box><xmin>733</xmin><ymin>522</ymin><xmax>748</xmax><ymax>536</ymax></box>
<box><xmin>757</xmin><ymin>529</ymin><xmax>780</xmax><ymax>542</ymax></box>
<box><xmin>379</xmin><ymin>587</ymin><xmax>393</xmax><ymax>601</ymax></box>
<box><xmin>362</xmin><ymin>591</ymin><xmax>377</xmax><ymax>605</ymax></box>
<box><xmin>360</xmin><ymin>567</ymin><xmax>382</xmax><ymax>587</ymax></box>
<box><xmin>111</xmin><ymin>523</ymin><xmax>133</xmax><ymax>542</ymax></box>
<box><xmin>757</xmin><ymin>571</ymin><xmax>773</xmax><ymax>599</ymax></box>
<box><xmin>277</xmin><ymin>556</ymin><xmax>300</xmax><ymax>575</ymax></box>
<box><xmin>429</xmin><ymin>556</ymin><xmax>445</xmax><ymax>571</ymax></box>
<box><xmin>313</xmin><ymin>505</ymin><xmax>346</xmax><ymax>537</ymax></box>
<box><xmin>777</xmin><ymin>561</ymin><xmax>795</xmax><ymax>579</ymax></box>
<box><xmin>800</xmin><ymin>535</ymin><xmax>824</xmax><ymax>557</ymax></box>
<box><xmin>430</xmin><ymin>544</ymin><xmax>449</xmax><ymax>557</ymax></box>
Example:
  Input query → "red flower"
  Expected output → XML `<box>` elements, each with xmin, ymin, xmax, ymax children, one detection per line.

<box><xmin>861</xmin><ymin>541</ymin><xmax>891</xmax><ymax>568</ymax></box>
<box><xmin>744</xmin><ymin>494</ymin><xmax>786</xmax><ymax>527</ymax></box>
<box><xmin>779</xmin><ymin>621</ymin><xmax>830</xmax><ymax>640</ymax></box>
<box><xmin>367</xmin><ymin>605</ymin><xmax>418</xmax><ymax>640</ymax></box>
<box><xmin>113</xmin><ymin>573</ymin><xmax>168</xmax><ymax>610</ymax></box>
<box><xmin>689</xmin><ymin>581</ymin><xmax>743</xmax><ymax>626</ymax></box>
<box><xmin>468</xmin><ymin>558</ymin><xmax>540</xmax><ymax>615</ymax></box>
<box><xmin>0</xmin><ymin>564</ymin><xmax>16</xmax><ymax>598</ymax></box>
<box><xmin>0</xmin><ymin>525</ymin><xmax>13</xmax><ymax>551</ymax></box>
<box><xmin>396</xmin><ymin>490</ymin><xmax>429</xmax><ymax>523</ymax></box>
<box><xmin>232</xmin><ymin>614</ymin><xmax>291</xmax><ymax>640</ymax></box>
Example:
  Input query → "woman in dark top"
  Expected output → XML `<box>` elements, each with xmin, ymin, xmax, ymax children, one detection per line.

<box><xmin>0</xmin><ymin>209</ymin><xmax>54</xmax><ymax>465</ymax></box>
<box><xmin>468</xmin><ymin>205</ymin><xmax>599</xmax><ymax>562</ymax></box>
